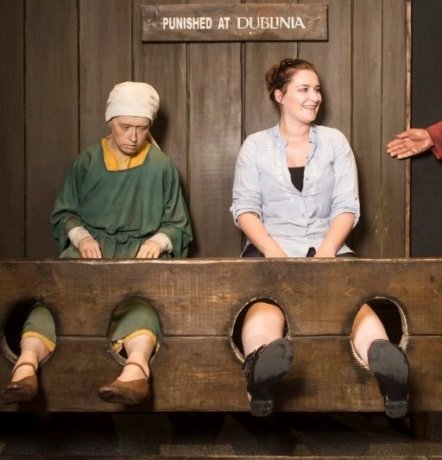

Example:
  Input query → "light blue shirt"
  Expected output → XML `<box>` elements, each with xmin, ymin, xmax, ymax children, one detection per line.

<box><xmin>231</xmin><ymin>124</ymin><xmax>360</xmax><ymax>256</ymax></box>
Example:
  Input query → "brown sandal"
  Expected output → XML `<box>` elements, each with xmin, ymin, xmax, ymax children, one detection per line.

<box><xmin>2</xmin><ymin>361</ymin><xmax>38</xmax><ymax>405</ymax></box>
<box><xmin>98</xmin><ymin>361</ymin><xmax>150</xmax><ymax>405</ymax></box>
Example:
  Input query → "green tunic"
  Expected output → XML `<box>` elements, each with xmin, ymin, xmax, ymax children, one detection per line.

<box><xmin>51</xmin><ymin>142</ymin><xmax>192</xmax><ymax>259</ymax></box>
<box><xmin>43</xmin><ymin>141</ymin><xmax>193</xmax><ymax>346</ymax></box>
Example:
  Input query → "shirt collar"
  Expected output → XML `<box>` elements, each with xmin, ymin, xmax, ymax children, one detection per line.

<box><xmin>272</xmin><ymin>123</ymin><xmax>318</xmax><ymax>148</ymax></box>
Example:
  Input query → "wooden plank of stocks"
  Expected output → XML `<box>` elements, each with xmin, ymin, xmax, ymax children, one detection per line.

<box><xmin>0</xmin><ymin>259</ymin><xmax>441</xmax><ymax>412</ymax></box>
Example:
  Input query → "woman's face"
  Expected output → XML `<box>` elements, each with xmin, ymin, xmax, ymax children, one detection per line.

<box><xmin>275</xmin><ymin>69</ymin><xmax>322</xmax><ymax>125</ymax></box>
<box><xmin>108</xmin><ymin>116</ymin><xmax>150</xmax><ymax>156</ymax></box>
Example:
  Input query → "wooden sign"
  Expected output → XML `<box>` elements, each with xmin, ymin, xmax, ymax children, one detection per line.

<box><xmin>141</xmin><ymin>3</ymin><xmax>328</xmax><ymax>42</ymax></box>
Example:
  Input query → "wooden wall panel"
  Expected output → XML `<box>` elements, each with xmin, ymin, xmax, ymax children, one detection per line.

<box><xmin>0</xmin><ymin>0</ymin><xmax>25</xmax><ymax>257</ymax></box>
<box><xmin>244</xmin><ymin>0</ymin><xmax>298</xmax><ymax>137</ymax></box>
<box><xmin>188</xmin><ymin>0</ymin><xmax>242</xmax><ymax>257</ymax></box>
<box><xmin>351</xmin><ymin>0</ymin><xmax>383</xmax><ymax>258</ymax></box>
<box><xmin>134</xmin><ymin>0</ymin><xmax>189</xmax><ymax>188</ymax></box>
<box><xmin>381</xmin><ymin>0</ymin><xmax>407</xmax><ymax>257</ymax></box>
<box><xmin>79</xmin><ymin>0</ymin><xmax>133</xmax><ymax>150</ymax></box>
<box><xmin>299</xmin><ymin>0</ymin><xmax>352</xmax><ymax>139</ymax></box>
<box><xmin>0</xmin><ymin>0</ymin><xmax>410</xmax><ymax>261</ymax></box>
<box><xmin>188</xmin><ymin>43</ymin><xmax>242</xmax><ymax>256</ymax></box>
<box><xmin>244</xmin><ymin>41</ymin><xmax>298</xmax><ymax>137</ymax></box>
<box><xmin>25</xmin><ymin>0</ymin><xmax>78</xmax><ymax>258</ymax></box>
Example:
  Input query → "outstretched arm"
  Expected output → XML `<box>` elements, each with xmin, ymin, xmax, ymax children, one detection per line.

<box><xmin>387</xmin><ymin>128</ymin><xmax>434</xmax><ymax>159</ymax></box>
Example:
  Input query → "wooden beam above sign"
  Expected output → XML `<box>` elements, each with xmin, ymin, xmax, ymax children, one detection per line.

<box><xmin>141</xmin><ymin>3</ymin><xmax>328</xmax><ymax>42</ymax></box>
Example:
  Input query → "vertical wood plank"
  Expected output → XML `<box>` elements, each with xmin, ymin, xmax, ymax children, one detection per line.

<box><xmin>0</xmin><ymin>0</ymin><xmax>25</xmax><ymax>257</ymax></box>
<box><xmin>351</xmin><ymin>0</ymin><xmax>383</xmax><ymax>258</ymax></box>
<box><xmin>79</xmin><ymin>0</ymin><xmax>133</xmax><ymax>150</ymax></box>
<box><xmin>188</xmin><ymin>0</ymin><xmax>242</xmax><ymax>257</ymax></box>
<box><xmin>244</xmin><ymin>42</ymin><xmax>298</xmax><ymax>137</ymax></box>
<box><xmin>244</xmin><ymin>0</ymin><xmax>298</xmax><ymax>137</ymax></box>
<box><xmin>26</xmin><ymin>0</ymin><xmax>78</xmax><ymax>258</ymax></box>
<box><xmin>134</xmin><ymin>0</ymin><xmax>189</xmax><ymax>189</ymax></box>
<box><xmin>381</xmin><ymin>0</ymin><xmax>407</xmax><ymax>257</ymax></box>
<box><xmin>188</xmin><ymin>42</ymin><xmax>242</xmax><ymax>257</ymax></box>
<box><xmin>298</xmin><ymin>0</ymin><xmax>352</xmax><ymax>139</ymax></box>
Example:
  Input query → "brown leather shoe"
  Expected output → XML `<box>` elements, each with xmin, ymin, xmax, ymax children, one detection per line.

<box><xmin>98</xmin><ymin>361</ymin><xmax>150</xmax><ymax>405</ymax></box>
<box><xmin>2</xmin><ymin>361</ymin><xmax>38</xmax><ymax>405</ymax></box>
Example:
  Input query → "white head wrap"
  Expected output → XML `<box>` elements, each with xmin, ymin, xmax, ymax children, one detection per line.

<box><xmin>105</xmin><ymin>81</ymin><xmax>160</xmax><ymax>124</ymax></box>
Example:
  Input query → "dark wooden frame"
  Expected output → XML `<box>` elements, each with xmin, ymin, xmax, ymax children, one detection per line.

<box><xmin>0</xmin><ymin>258</ymin><xmax>440</xmax><ymax>412</ymax></box>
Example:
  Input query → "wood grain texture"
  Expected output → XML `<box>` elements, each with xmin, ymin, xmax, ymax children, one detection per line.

<box><xmin>298</xmin><ymin>0</ymin><xmax>351</xmax><ymax>139</ymax></box>
<box><xmin>0</xmin><ymin>259</ymin><xmax>440</xmax><ymax>337</ymax></box>
<box><xmin>79</xmin><ymin>0</ymin><xmax>133</xmax><ymax>149</ymax></box>
<box><xmin>381</xmin><ymin>0</ymin><xmax>407</xmax><ymax>257</ymax></box>
<box><xmin>243</xmin><ymin>0</ymin><xmax>299</xmax><ymax>136</ymax></box>
<box><xmin>25</xmin><ymin>0</ymin><xmax>78</xmax><ymax>258</ymax></box>
<box><xmin>141</xmin><ymin>4</ymin><xmax>327</xmax><ymax>42</ymax></box>
<box><xmin>244</xmin><ymin>40</ymin><xmax>298</xmax><ymax>136</ymax></box>
<box><xmin>134</xmin><ymin>0</ymin><xmax>189</xmax><ymax>190</ymax></box>
<box><xmin>351</xmin><ymin>0</ymin><xmax>383</xmax><ymax>258</ymax></box>
<box><xmin>0</xmin><ymin>0</ymin><xmax>411</xmax><ymax>276</ymax></box>
<box><xmin>0</xmin><ymin>335</ymin><xmax>440</xmax><ymax>412</ymax></box>
<box><xmin>188</xmin><ymin>0</ymin><xmax>243</xmax><ymax>257</ymax></box>
<box><xmin>0</xmin><ymin>0</ymin><xmax>25</xmax><ymax>257</ymax></box>
<box><xmin>0</xmin><ymin>457</ymin><xmax>437</xmax><ymax>460</ymax></box>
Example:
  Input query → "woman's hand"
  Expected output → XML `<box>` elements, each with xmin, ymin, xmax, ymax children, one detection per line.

<box><xmin>264</xmin><ymin>246</ymin><xmax>288</xmax><ymax>258</ymax></box>
<box><xmin>314</xmin><ymin>247</ymin><xmax>336</xmax><ymax>258</ymax></box>
<box><xmin>315</xmin><ymin>213</ymin><xmax>355</xmax><ymax>258</ymax></box>
<box><xmin>78</xmin><ymin>236</ymin><xmax>102</xmax><ymax>259</ymax></box>
<box><xmin>136</xmin><ymin>240</ymin><xmax>162</xmax><ymax>259</ymax></box>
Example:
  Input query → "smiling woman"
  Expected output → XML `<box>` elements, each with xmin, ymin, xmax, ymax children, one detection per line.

<box><xmin>229</xmin><ymin>58</ymin><xmax>410</xmax><ymax>419</ymax></box>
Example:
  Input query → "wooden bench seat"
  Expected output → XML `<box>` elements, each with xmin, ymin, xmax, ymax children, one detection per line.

<box><xmin>0</xmin><ymin>258</ymin><xmax>441</xmax><ymax>412</ymax></box>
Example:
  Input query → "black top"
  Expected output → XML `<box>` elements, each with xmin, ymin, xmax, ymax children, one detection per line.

<box><xmin>288</xmin><ymin>166</ymin><xmax>305</xmax><ymax>192</ymax></box>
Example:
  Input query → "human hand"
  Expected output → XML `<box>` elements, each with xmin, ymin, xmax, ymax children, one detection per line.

<box><xmin>387</xmin><ymin>128</ymin><xmax>434</xmax><ymax>159</ymax></box>
<box><xmin>314</xmin><ymin>247</ymin><xmax>336</xmax><ymax>258</ymax></box>
<box><xmin>264</xmin><ymin>246</ymin><xmax>287</xmax><ymax>258</ymax></box>
<box><xmin>78</xmin><ymin>236</ymin><xmax>102</xmax><ymax>259</ymax></box>
<box><xmin>136</xmin><ymin>240</ymin><xmax>162</xmax><ymax>259</ymax></box>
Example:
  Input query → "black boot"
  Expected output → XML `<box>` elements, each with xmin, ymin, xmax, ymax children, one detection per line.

<box><xmin>242</xmin><ymin>337</ymin><xmax>293</xmax><ymax>417</ymax></box>
<box><xmin>368</xmin><ymin>339</ymin><xmax>410</xmax><ymax>419</ymax></box>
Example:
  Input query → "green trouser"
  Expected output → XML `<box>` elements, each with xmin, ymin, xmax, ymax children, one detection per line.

<box><xmin>109</xmin><ymin>297</ymin><xmax>163</xmax><ymax>351</ymax></box>
<box><xmin>25</xmin><ymin>297</ymin><xmax>162</xmax><ymax>348</ymax></box>
<box><xmin>23</xmin><ymin>302</ymin><xmax>57</xmax><ymax>351</ymax></box>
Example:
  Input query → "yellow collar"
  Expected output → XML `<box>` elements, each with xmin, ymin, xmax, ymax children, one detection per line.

<box><xmin>102</xmin><ymin>137</ymin><xmax>150</xmax><ymax>171</ymax></box>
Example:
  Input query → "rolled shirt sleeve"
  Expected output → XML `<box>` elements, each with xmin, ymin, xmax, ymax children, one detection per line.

<box><xmin>231</xmin><ymin>136</ymin><xmax>263</xmax><ymax>225</ymax></box>
<box><xmin>329</xmin><ymin>130</ymin><xmax>360</xmax><ymax>226</ymax></box>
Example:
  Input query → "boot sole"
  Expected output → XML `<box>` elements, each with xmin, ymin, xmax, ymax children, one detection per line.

<box><xmin>250</xmin><ymin>338</ymin><xmax>293</xmax><ymax>417</ymax></box>
<box><xmin>368</xmin><ymin>340</ymin><xmax>409</xmax><ymax>419</ymax></box>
